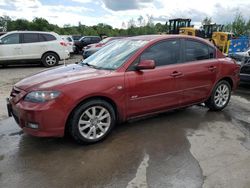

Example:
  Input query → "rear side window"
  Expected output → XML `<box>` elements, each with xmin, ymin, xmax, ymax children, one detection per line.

<box><xmin>39</xmin><ymin>34</ymin><xmax>56</xmax><ymax>42</ymax></box>
<box><xmin>91</xmin><ymin>37</ymin><xmax>100</xmax><ymax>43</ymax></box>
<box><xmin>23</xmin><ymin>33</ymin><xmax>39</xmax><ymax>43</ymax></box>
<box><xmin>141</xmin><ymin>40</ymin><xmax>181</xmax><ymax>67</ymax></box>
<box><xmin>184</xmin><ymin>40</ymin><xmax>213</xmax><ymax>61</ymax></box>
<box><xmin>82</xmin><ymin>37</ymin><xmax>91</xmax><ymax>43</ymax></box>
<box><xmin>1</xmin><ymin>33</ymin><xmax>20</xmax><ymax>44</ymax></box>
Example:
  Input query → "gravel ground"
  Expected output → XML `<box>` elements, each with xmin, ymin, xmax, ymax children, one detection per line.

<box><xmin>0</xmin><ymin>55</ymin><xmax>82</xmax><ymax>120</ymax></box>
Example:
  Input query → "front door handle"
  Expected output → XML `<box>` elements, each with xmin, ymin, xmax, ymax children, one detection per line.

<box><xmin>14</xmin><ymin>47</ymin><xmax>21</xmax><ymax>50</ymax></box>
<box><xmin>170</xmin><ymin>71</ymin><xmax>183</xmax><ymax>77</ymax></box>
<box><xmin>208</xmin><ymin>66</ymin><xmax>217</xmax><ymax>71</ymax></box>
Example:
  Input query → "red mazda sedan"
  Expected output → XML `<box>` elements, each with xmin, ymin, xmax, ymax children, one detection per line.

<box><xmin>7</xmin><ymin>35</ymin><xmax>240</xmax><ymax>144</ymax></box>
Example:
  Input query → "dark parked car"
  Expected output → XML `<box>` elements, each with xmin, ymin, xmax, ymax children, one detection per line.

<box><xmin>74</xmin><ymin>36</ymin><xmax>101</xmax><ymax>54</ymax></box>
<box><xmin>229</xmin><ymin>48</ymin><xmax>250</xmax><ymax>83</ymax></box>
<box><xmin>82</xmin><ymin>37</ymin><xmax>126</xmax><ymax>58</ymax></box>
<box><xmin>7</xmin><ymin>35</ymin><xmax>240</xmax><ymax>144</ymax></box>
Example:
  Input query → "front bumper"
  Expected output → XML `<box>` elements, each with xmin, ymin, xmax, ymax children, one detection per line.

<box><xmin>7</xmin><ymin>97</ymin><xmax>67</xmax><ymax>137</ymax></box>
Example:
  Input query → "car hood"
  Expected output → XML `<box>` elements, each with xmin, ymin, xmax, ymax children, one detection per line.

<box><xmin>15</xmin><ymin>64</ymin><xmax>112</xmax><ymax>91</ymax></box>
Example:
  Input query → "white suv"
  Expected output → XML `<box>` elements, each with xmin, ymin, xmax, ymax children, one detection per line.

<box><xmin>0</xmin><ymin>31</ymin><xmax>70</xmax><ymax>67</ymax></box>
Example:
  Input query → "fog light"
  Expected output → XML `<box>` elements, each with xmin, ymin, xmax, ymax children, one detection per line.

<box><xmin>26</xmin><ymin>122</ymin><xmax>39</xmax><ymax>129</ymax></box>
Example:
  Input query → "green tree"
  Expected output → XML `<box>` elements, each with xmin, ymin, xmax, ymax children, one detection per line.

<box><xmin>202</xmin><ymin>17</ymin><xmax>212</xmax><ymax>25</ymax></box>
<box><xmin>231</xmin><ymin>13</ymin><xmax>246</xmax><ymax>36</ymax></box>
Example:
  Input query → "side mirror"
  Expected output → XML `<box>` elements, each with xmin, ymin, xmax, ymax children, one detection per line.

<box><xmin>136</xmin><ymin>59</ymin><xmax>155</xmax><ymax>70</ymax></box>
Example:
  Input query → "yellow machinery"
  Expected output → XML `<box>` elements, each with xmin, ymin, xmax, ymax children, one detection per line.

<box><xmin>211</xmin><ymin>32</ymin><xmax>234</xmax><ymax>53</ymax></box>
<box><xmin>178</xmin><ymin>23</ymin><xmax>234</xmax><ymax>54</ymax></box>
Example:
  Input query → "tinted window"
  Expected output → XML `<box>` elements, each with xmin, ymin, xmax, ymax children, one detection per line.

<box><xmin>91</xmin><ymin>37</ymin><xmax>100</xmax><ymax>43</ymax></box>
<box><xmin>1</xmin><ymin>34</ymin><xmax>19</xmax><ymax>44</ymax></box>
<box><xmin>39</xmin><ymin>34</ymin><xmax>56</xmax><ymax>42</ymax></box>
<box><xmin>185</xmin><ymin>40</ymin><xmax>211</xmax><ymax>61</ymax></box>
<box><xmin>141</xmin><ymin>40</ymin><xmax>181</xmax><ymax>67</ymax></box>
<box><xmin>209</xmin><ymin>46</ymin><xmax>215</xmax><ymax>58</ymax></box>
<box><xmin>23</xmin><ymin>33</ymin><xmax>39</xmax><ymax>43</ymax></box>
<box><xmin>82</xmin><ymin>37</ymin><xmax>91</xmax><ymax>43</ymax></box>
<box><xmin>72</xmin><ymin>36</ymin><xmax>82</xmax><ymax>41</ymax></box>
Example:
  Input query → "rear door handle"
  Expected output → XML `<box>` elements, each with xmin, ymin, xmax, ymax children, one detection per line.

<box><xmin>208</xmin><ymin>66</ymin><xmax>217</xmax><ymax>71</ymax></box>
<box><xmin>14</xmin><ymin>47</ymin><xmax>21</xmax><ymax>49</ymax></box>
<box><xmin>170</xmin><ymin>71</ymin><xmax>183</xmax><ymax>77</ymax></box>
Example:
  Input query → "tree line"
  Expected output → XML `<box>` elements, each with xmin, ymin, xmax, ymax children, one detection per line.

<box><xmin>0</xmin><ymin>14</ymin><xmax>249</xmax><ymax>37</ymax></box>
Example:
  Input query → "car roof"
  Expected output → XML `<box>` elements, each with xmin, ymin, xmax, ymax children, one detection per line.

<box><xmin>127</xmin><ymin>34</ymin><xmax>215</xmax><ymax>47</ymax></box>
<box><xmin>3</xmin><ymin>31</ymin><xmax>58</xmax><ymax>35</ymax></box>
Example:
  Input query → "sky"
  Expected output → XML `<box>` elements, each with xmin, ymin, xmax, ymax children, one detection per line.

<box><xmin>0</xmin><ymin>0</ymin><xmax>250</xmax><ymax>28</ymax></box>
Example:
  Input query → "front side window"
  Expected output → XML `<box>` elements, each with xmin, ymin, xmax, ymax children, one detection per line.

<box><xmin>184</xmin><ymin>40</ymin><xmax>212</xmax><ymax>62</ymax></box>
<box><xmin>1</xmin><ymin>34</ymin><xmax>19</xmax><ymax>44</ymax></box>
<box><xmin>141</xmin><ymin>40</ymin><xmax>181</xmax><ymax>67</ymax></box>
<box><xmin>23</xmin><ymin>33</ymin><xmax>39</xmax><ymax>43</ymax></box>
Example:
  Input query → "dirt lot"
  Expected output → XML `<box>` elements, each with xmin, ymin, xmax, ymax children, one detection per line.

<box><xmin>0</xmin><ymin>55</ymin><xmax>82</xmax><ymax>120</ymax></box>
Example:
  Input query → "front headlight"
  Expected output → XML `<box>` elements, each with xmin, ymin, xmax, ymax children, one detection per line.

<box><xmin>24</xmin><ymin>91</ymin><xmax>61</xmax><ymax>103</ymax></box>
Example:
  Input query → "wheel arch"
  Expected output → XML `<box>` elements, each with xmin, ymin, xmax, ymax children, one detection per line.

<box><xmin>64</xmin><ymin>96</ymin><xmax>121</xmax><ymax>135</ymax></box>
<box><xmin>41</xmin><ymin>51</ymin><xmax>60</xmax><ymax>61</ymax></box>
<box><xmin>218</xmin><ymin>77</ymin><xmax>233</xmax><ymax>89</ymax></box>
<box><xmin>206</xmin><ymin>76</ymin><xmax>234</xmax><ymax>101</ymax></box>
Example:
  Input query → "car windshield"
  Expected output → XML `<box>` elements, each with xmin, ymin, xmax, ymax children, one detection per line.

<box><xmin>80</xmin><ymin>39</ymin><xmax>148</xmax><ymax>70</ymax></box>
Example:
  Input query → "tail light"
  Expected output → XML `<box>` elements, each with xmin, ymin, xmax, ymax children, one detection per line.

<box><xmin>60</xmin><ymin>41</ymin><xmax>67</xmax><ymax>46</ymax></box>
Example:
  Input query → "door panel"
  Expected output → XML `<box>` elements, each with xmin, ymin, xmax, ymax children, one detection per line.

<box><xmin>178</xmin><ymin>39</ymin><xmax>218</xmax><ymax>106</ymax></box>
<box><xmin>125</xmin><ymin>66</ymin><xmax>181</xmax><ymax>117</ymax></box>
<box><xmin>176</xmin><ymin>60</ymin><xmax>218</xmax><ymax>105</ymax></box>
<box><xmin>0</xmin><ymin>33</ymin><xmax>22</xmax><ymax>61</ymax></box>
<box><xmin>20</xmin><ymin>33</ymin><xmax>43</xmax><ymax>59</ymax></box>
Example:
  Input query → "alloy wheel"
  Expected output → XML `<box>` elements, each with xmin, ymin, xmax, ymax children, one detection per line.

<box><xmin>214</xmin><ymin>83</ymin><xmax>230</xmax><ymax>108</ymax></box>
<box><xmin>77</xmin><ymin>106</ymin><xmax>111</xmax><ymax>140</ymax></box>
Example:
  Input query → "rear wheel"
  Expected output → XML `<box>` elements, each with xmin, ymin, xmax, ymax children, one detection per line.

<box><xmin>42</xmin><ymin>52</ymin><xmax>59</xmax><ymax>67</ymax></box>
<box><xmin>69</xmin><ymin>100</ymin><xmax>116</xmax><ymax>144</ymax></box>
<box><xmin>205</xmin><ymin>80</ymin><xmax>231</xmax><ymax>111</ymax></box>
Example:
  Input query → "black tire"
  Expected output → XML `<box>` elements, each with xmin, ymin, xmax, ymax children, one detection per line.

<box><xmin>205</xmin><ymin>80</ymin><xmax>231</xmax><ymax>111</ymax></box>
<box><xmin>75</xmin><ymin>46</ymin><xmax>80</xmax><ymax>54</ymax></box>
<box><xmin>42</xmin><ymin>52</ymin><xmax>59</xmax><ymax>67</ymax></box>
<box><xmin>69</xmin><ymin>99</ymin><xmax>116</xmax><ymax>144</ymax></box>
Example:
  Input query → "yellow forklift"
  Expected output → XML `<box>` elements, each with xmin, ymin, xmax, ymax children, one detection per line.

<box><xmin>168</xmin><ymin>18</ymin><xmax>192</xmax><ymax>34</ymax></box>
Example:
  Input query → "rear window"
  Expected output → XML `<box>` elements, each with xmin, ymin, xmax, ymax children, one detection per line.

<box><xmin>23</xmin><ymin>33</ymin><xmax>39</xmax><ymax>43</ymax></box>
<box><xmin>39</xmin><ymin>34</ymin><xmax>56</xmax><ymax>42</ymax></box>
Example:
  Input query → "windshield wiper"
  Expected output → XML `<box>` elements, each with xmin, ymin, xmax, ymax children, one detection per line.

<box><xmin>81</xmin><ymin>62</ymin><xmax>98</xmax><ymax>69</ymax></box>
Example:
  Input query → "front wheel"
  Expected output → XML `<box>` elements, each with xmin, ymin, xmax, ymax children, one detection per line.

<box><xmin>69</xmin><ymin>100</ymin><xmax>116</xmax><ymax>144</ymax></box>
<box><xmin>205</xmin><ymin>80</ymin><xmax>231</xmax><ymax>111</ymax></box>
